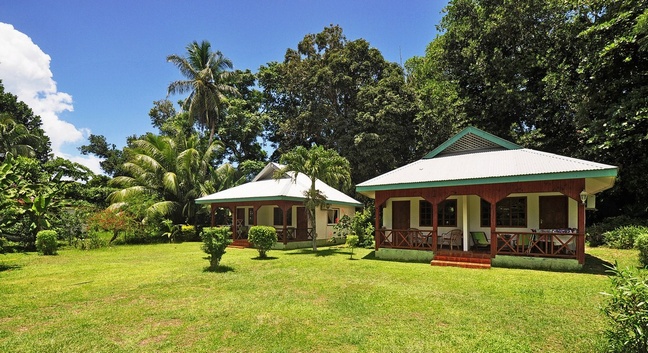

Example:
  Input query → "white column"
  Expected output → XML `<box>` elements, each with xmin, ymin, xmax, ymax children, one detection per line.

<box><xmin>463</xmin><ymin>195</ymin><xmax>469</xmax><ymax>251</ymax></box>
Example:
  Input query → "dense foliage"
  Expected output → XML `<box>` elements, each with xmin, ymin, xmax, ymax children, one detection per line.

<box><xmin>635</xmin><ymin>234</ymin><xmax>648</xmax><ymax>268</ymax></box>
<box><xmin>334</xmin><ymin>208</ymin><xmax>375</xmax><ymax>248</ymax></box>
<box><xmin>604</xmin><ymin>226</ymin><xmax>648</xmax><ymax>250</ymax></box>
<box><xmin>602</xmin><ymin>265</ymin><xmax>648</xmax><ymax>353</ymax></box>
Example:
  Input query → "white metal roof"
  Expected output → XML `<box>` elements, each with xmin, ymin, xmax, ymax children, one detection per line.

<box><xmin>196</xmin><ymin>163</ymin><xmax>362</xmax><ymax>207</ymax></box>
<box><xmin>356</xmin><ymin>127</ymin><xmax>618</xmax><ymax>197</ymax></box>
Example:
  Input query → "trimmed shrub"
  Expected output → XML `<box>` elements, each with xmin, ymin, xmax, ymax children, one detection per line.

<box><xmin>248</xmin><ymin>226</ymin><xmax>277</xmax><ymax>258</ymax></box>
<box><xmin>36</xmin><ymin>230</ymin><xmax>58</xmax><ymax>255</ymax></box>
<box><xmin>201</xmin><ymin>227</ymin><xmax>232</xmax><ymax>269</ymax></box>
<box><xmin>180</xmin><ymin>225</ymin><xmax>200</xmax><ymax>242</ymax></box>
<box><xmin>588</xmin><ymin>216</ymin><xmax>648</xmax><ymax>247</ymax></box>
<box><xmin>604</xmin><ymin>226</ymin><xmax>648</xmax><ymax>249</ymax></box>
<box><xmin>602</xmin><ymin>265</ymin><xmax>648</xmax><ymax>353</ymax></box>
<box><xmin>636</xmin><ymin>234</ymin><xmax>648</xmax><ymax>269</ymax></box>
<box><xmin>346</xmin><ymin>235</ymin><xmax>359</xmax><ymax>259</ymax></box>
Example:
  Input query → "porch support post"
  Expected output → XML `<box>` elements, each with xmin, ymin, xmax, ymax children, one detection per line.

<box><xmin>462</xmin><ymin>195</ymin><xmax>469</xmax><ymax>251</ymax></box>
<box><xmin>253</xmin><ymin>205</ymin><xmax>260</xmax><ymax>226</ymax></box>
<box><xmin>232</xmin><ymin>206</ymin><xmax>238</xmax><ymax>240</ymax></box>
<box><xmin>578</xmin><ymin>201</ymin><xmax>586</xmax><ymax>264</ymax></box>
<box><xmin>490</xmin><ymin>201</ymin><xmax>497</xmax><ymax>258</ymax></box>
<box><xmin>432</xmin><ymin>202</ymin><xmax>438</xmax><ymax>250</ymax></box>
<box><xmin>210</xmin><ymin>204</ymin><xmax>216</xmax><ymax>227</ymax></box>
<box><xmin>282</xmin><ymin>203</ymin><xmax>289</xmax><ymax>245</ymax></box>
<box><xmin>374</xmin><ymin>200</ymin><xmax>382</xmax><ymax>251</ymax></box>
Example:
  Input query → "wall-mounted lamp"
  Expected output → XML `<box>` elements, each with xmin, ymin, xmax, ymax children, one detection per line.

<box><xmin>580</xmin><ymin>190</ymin><xmax>588</xmax><ymax>205</ymax></box>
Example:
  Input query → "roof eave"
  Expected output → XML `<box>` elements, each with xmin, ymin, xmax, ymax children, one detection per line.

<box><xmin>355</xmin><ymin>168</ymin><xmax>618</xmax><ymax>195</ymax></box>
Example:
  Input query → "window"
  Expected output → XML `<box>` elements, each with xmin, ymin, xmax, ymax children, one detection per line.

<box><xmin>327</xmin><ymin>209</ymin><xmax>340</xmax><ymax>224</ymax></box>
<box><xmin>419</xmin><ymin>200</ymin><xmax>432</xmax><ymax>226</ymax></box>
<box><xmin>438</xmin><ymin>200</ymin><xmax>457</xmax><ymax>226</ymax></box>
<box><xmin>273</xmin><ymin>207</ymin><xmax>292</xmax><ymax>226</ymax></box>
<box><xmin>480</xmin><ymin>197</ymin><xmax>527</xmax><ymax>227</ymax></box>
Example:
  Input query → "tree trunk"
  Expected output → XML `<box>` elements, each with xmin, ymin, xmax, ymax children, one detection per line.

<box><xmin>309</xmin><ymin>206</ymin><xmax>317</xmax><ymax>251</ymax></box>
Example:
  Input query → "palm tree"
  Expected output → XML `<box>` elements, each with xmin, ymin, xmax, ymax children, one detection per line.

<box><xmin>276</xmin><ymin>145</ymin><xmax>351</xmax><ymax>251</ymax></box>
<box><xmin>109</xmin><ymin>129</ymin><xmax>224</xmax><ymax>226</ymax></box>
<box><xmin>167</xmin><ymin>40</ymin><xmax>238</xmax><ymax>146</ymax></box>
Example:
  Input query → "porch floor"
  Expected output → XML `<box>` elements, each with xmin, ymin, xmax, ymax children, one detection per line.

<box><xmin>431</xmin><ymin>250</ymin><xmax>491</xmax><ymax>269</ymax></box>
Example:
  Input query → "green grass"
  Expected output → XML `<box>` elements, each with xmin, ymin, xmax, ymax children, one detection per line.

<box><xmin>0</xmin><ymin>243</ymin><xmax>640</xmax><ymax>353</ymax></box>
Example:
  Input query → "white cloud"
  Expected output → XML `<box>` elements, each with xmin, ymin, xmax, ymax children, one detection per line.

<box><xmin>0</xmin><ymin>22</ymin><xmax>101</xmax><ymax>174</ymax></box>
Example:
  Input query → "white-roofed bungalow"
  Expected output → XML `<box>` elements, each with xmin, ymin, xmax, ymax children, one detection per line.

<box><xmin>196</xmin><ymin>162</ymin><xmax>363</xmax><ymax>248</ymax></box>
<box><xmin>356</xmin><ymin>127</ymin><xmax>618</xmax><ymax>267</ymax></box>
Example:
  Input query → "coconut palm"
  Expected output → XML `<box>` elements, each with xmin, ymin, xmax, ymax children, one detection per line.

<box><xmin>109</xmin><ymin>129</ymin><xmax>224</xmax><ymax>226</ymax></box>
<box><xmin>276</xmin><ymin>145</ymin><xmax>351</xmax><ymax>251</ymax></box>
<box><xmin>167</xmin><ymin>40</ymin><xmax>238</xmax><ymax>146</ymax></box>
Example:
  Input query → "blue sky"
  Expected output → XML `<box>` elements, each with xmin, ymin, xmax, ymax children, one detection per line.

<box><xmin>0</xmin><ymin>0</ymin><xmax>446</xmax><ymax>173</ymax></box>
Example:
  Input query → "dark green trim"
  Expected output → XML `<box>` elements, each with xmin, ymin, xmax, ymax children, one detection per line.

<box><xmin>196</xmin><ymin>195</ymin><xmax>362</xmax><ymax>207</ymax></box>
<box><xmin>356</xmin><ymin>168</ymin><xmax>618</xmax><ymax>193</ymax></box>
<box><xmin>424</xmin><ymin>126</ymin><xmax>522</xmax><ymax>159</ymax></box>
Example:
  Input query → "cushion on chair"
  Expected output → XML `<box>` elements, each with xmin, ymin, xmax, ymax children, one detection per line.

<box><xmin>470</xmin><ymin>231</ymin><xmax>490</xmax><ymax>247</ymax></box>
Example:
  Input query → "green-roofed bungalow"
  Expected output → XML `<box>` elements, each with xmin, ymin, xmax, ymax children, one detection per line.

<box><xmin>356</xmin><ymin>127</ymin><xmax>618</xmax><ymax>265</ymax></box>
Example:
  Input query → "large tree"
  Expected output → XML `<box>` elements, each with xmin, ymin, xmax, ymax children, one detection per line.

<box><xmin>436</xmin><ymin>0</ymin><xmax>585</xmax><ymax>155</ymax></box>
<box><xmin>259</xmin><ymin>25</ymin><xmax>418</xmax><ymax>184</ymax></box>
<box><xmin>574</xmin><ymin>0</ymin><xmax>648</xmax><ymax>218</ymax></box>
<box><xmin>167</xmin><ymin>40</ymin><xmax>239</xmax><ymax>146</ymax></box>
<box><xmin>276</xmin><ymin>145</ymin><xmax>351</xmax><ymax>251</ymax></box>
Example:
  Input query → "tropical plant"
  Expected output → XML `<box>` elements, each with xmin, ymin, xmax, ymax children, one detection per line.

<box><xmin>276</xmin><ymin>145</ymin><xmax>351</xmax><ymax>251</ymax></box>
<box><xmin>167</xmin><ymin>40</ymin><xmax>239</xmax><ymax>146</ymax></box>
<box><xmin>201</xmin><ymin>226</ymin><xmax>232</xmax><ymax>269</ymax></box>
<box><xmin>0</xmin><ymin>113</ymin><xmax>38</xmax><ymax>160</ymax></box>
<box><xmin>248</xmin><ymin>225</ymin><xmax>277</xmax><ymax>258</ymax></box>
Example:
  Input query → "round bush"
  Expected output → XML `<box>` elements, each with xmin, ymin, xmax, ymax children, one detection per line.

<box><xmin>36</xmin><ymin>230</ymin><xmax>58</xmax><ymax>255</ymax></box>
<box><xmin>248</xmin><ymin>226</ymin><xmax>277</xmax><ymax>258</ymax></box>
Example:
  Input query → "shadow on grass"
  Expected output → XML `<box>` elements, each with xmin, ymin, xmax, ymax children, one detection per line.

<box><xmin>0</xmin><ymin>263</ymin><xmax>21</xmax><ymax>272</ymax></box>
<box><xmin>203</xmin><ymin>265</ymin><xmax>235</xmax><ymax>273</ymax></box>
<box><xmin>285</xmin><ymin>248</ymin><xmax>339</xmax><ymax>257</ymax></box>
<box><xmin>251</xmin><ymin>256</ymin><xmax>278</xmax><ymax>261</ymax></box>
<box><xmin>581</xmin><ymin>253</ymin><xmax>615</xmax><ymax>275</ymax></box>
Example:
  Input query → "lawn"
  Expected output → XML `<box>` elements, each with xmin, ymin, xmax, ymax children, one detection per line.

<box><xmin>0</xmin><ymin>243</ymin><xmax>639</xmax><ymax>353</ymax></box>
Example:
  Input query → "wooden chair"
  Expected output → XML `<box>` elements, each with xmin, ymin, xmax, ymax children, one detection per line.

<box><xmin>440</xmin><ymin>229</ymin><xmax>463</xmax><ymax>250</ymax></box>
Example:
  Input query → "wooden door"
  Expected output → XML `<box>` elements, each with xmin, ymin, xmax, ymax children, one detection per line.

<box><xmin>296</xmin><ymin>206</ymin><xmax>308</xmax><ymax>239</ymax></box>
<box><xmin>539</xmin><ymin>196</ymin><xmax>568</xmax><ymax>229</ymax></box>
<box><xmin>392</xmin><ymin>201</ymin><xmax>411</xmax><ymax>230</ymax></box>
